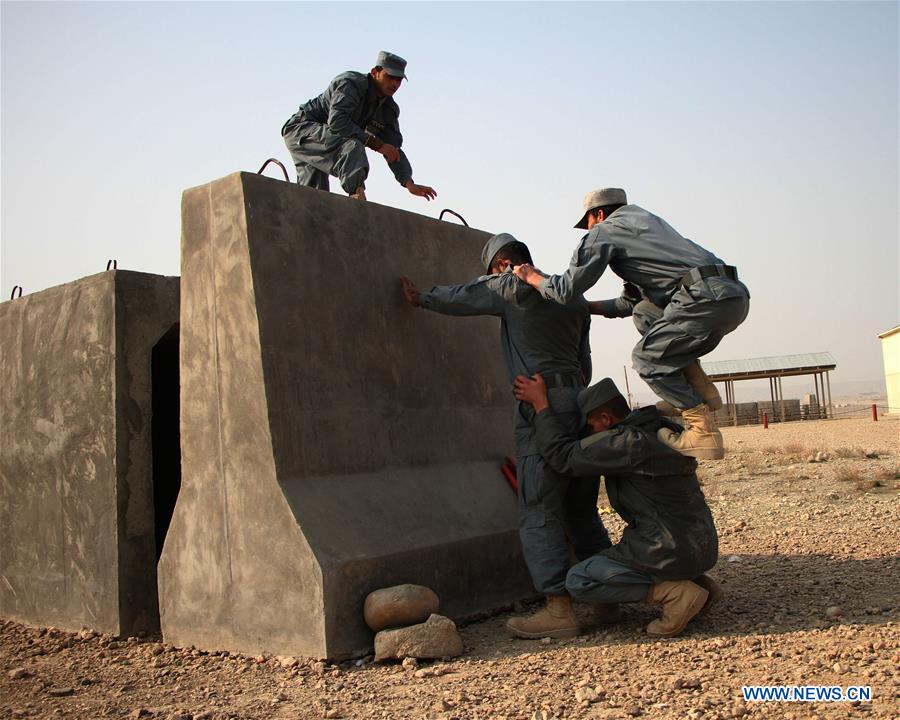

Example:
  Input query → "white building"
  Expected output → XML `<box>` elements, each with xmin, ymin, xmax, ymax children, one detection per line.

<box><xmin>877</xmin><ymin>325</ymin><xmax>900</xmax><ymax>414</ymax></box>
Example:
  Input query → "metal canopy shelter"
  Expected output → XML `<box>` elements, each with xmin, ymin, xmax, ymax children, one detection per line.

<box><xmin>703</xmin><ymin>352</ymin><xmax>837</xmax><ymax>426</ymax></box>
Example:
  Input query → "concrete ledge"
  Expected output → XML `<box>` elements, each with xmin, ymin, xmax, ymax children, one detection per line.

<box><xmin>159</xmin><ymin>173</ymin><xmax>531</xmax><ymax>659</ymax></box>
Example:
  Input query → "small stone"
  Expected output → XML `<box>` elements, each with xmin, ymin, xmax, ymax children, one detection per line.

<box><xmin>313</xmin><ymin>661</ymin><xmax>327</xmax><ymax>675</ymax></box>
<box><xmin>826</xmin><ymin>606</ymin><xmax>843</xmax><ymax>619</ymax></box>
<box><xmin>279</xmin><ymin>656</ymin><xmax>299</xmax><ymax>669</ymax></box>
<box><xmin>401</xmin><ymin>657</ymin><xmax>418</xmax><ymax>669</ymax></box>
<box><xmin>374</xmin><ymin>614</ymin><xmax>463</xmax><ymax>661</ymax></box>
<box><xmin>727</xmin><ymin>555</ymin><xmax>743</xmax><ymax>563</ymax></box>
<box><xmin>626</xmin><ymin>706</ymin><xmax>643</xmax><ymax>717</ymax></box>
<box><xmin>48</xmin><ymin>687</ymin><xmax>75</xmax><ymax>697</ymax></box>
<box><xmin>323</xmin><ymin>710</ymin><xmax>341</xmax><ymax>719</ymax></box>
<box><xmin>7</xmin><ymin>668</ymin><xmax>31</xmax><ymax>680</ymax></box>
<box><xmin>363</xmin><ymin>584</ymin><xmax>440</xmax><ymax>632</ymax></box>
<box><xmin>575</xmin><ymin>686</ymin><xmax>600</xmax><ymax>703</ymax></box>
<box><xmin>129</xmin><ymin>710</ymin><xmax>151</xmax><ymax>719</ymax></box>
<box><xmin>414</xmin><ymin>668</ymin><xmax>435</xmax><ymax>678</ymax></box>
<box><xmin>540</xmin><ymin>637</ymin><xmax>553</xmax><ymax>645</ymax></box>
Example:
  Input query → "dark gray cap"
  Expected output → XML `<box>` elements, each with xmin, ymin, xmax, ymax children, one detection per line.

<box><xmin>376</xmin><ymin>51</ymin><xmax>408</xmax><ymax>79</ymax></box>
<box><xmin>578</xmin><ymin>378</ymin><xmax>625</xmax><ymax>417</ymax></box>
<box><xmin>480</xmin><ymin>233</ymin><xmax>518</xmax><ymax>273</ymax></box>
<box><xmin>574</xmin><ymin>188</ymin><xmax>628</xmax><ymax>229</ymax></box>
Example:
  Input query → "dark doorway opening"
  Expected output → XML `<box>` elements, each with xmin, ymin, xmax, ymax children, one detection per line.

<box><xmin>151</xmin><ymin>324</ymin><xmax>181</xmax><ymax>561</ymax></box>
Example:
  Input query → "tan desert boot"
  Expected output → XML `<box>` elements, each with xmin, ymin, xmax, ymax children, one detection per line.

<box><xmin>645</xmin><ymin>580</ymin><xmax>709</xmax><ymax>638</ymax></box>
<box><xmin>683</xmin><ymin>360</ymin><xmax>723</xmax><ymax>411</ymax></box>
<box><xmin>593</xmin><ymin>603</ymin><xmax>621</xmax><ymax>625</ymax></box>
<box><xmin>657</xmin><ymin>403</ymin><xmax>725</xmax><ymax>460</ymax></box>
<box><xmin>693</xmin><ymin>574</ymin><xmax>723</xmax><ymax>617</ymax></box>
<box><xmin>349</xmin><ymin>187</ymin><xmax>367</xmax><ymax>201</ymax></box>
<box><xmin>506</xmin><ymin>595</ymin><xmax>579</xmax><ymax>639</ymax></box>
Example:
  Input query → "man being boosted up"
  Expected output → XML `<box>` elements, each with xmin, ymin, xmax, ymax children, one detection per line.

<box><xmin>514</xmin><ymin>188</ymin><xmax>749</xmax><ymax>459</ymax></box>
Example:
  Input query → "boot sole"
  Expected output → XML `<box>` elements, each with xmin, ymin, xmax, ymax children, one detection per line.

<box><xmin>678</xmin><ymin>446</ymin><xmax>725</xmax><ymax>460</ymax></box>
<box><xmin>506</xmin><ymin>624</ymin><xmax>579</xmax><ymax>640</ymax></box>
<box><xmin>646</xmin><ymin>588</ymin><xmax>709</xmax><ymax>638</ymax></box>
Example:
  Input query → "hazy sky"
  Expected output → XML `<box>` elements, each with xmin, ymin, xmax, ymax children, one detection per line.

<box><xmin>2</xmin><ymin>1</ymin><xmax>898</xmax><ymax>400</ymax></box>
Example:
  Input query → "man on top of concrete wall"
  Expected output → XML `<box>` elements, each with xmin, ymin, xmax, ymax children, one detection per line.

<box><xmin>513</xmin><ymin>188</ymin><xmax>750</xmax><ymax>461</ymax></box>
<box><xmin>514</xmin><ymin>373</ymin><xmax>721</xmax><ymax>639</ymax></box>
<box><xmin>282</xmin><ymin>51</ymin><xmax>437</xmax><ymax>202</ymax></box>
<box><xmin>400</xmin><ymin>234</ymin><xmax>613</xmax><ymax>639</ymax></box>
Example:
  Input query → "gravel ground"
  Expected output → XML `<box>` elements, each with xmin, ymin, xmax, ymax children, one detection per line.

<box><xmin>2</xmin><ymin>417</ymin><xmax>897</xmax><ymax>720</ymax></box>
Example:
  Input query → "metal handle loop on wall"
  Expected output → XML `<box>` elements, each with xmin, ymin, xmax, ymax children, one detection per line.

<box><xmin>257</xmin><ymin>158</ymin><xmax>290</xmax><ymax>182</ymax></box>
<box><xmin>439</xmin><ymin>209</ymin><xmax>469</xmax><ymax>227</ymax></box>
<box><xmin>11</xmin><ymin>286</ymin><xmax>23</xmax><ymax>300</ymax></box>
<box><xmin>106</xmin><ymin>259</ymin><xmax>117</xmax><ymax>271</ymax></box>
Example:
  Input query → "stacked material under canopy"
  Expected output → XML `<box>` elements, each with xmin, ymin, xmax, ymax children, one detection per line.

<box><xmin>159</xmin><ymin>173</ymin><xmax>531</xmax><ymax>660</ymax></box>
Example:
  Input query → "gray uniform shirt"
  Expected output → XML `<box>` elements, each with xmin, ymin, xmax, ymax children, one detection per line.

<box><xmin>538</xmin><ymin>205</ymin><xmax>749</xmax><ymax>309</ymax></box>
<box><xmin>282</xmin><ymin>71</ymin><xmax>413</xmax><ymax>186</ymax></box>
<box><xmin>420</xmin><ymin>269</ymin><xmax>591</xmax><ymax>455</ymax></box>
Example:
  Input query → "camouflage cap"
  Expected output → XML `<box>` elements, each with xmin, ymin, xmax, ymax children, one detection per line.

<box><xmin>574</xmin><ymin>188</ymin><xmax>627</xmax><ymax>229</ymax></box>
<box><xmin>377</xmin><ymin>51</ymin><xmax>408</xmax><ymax>79</ymax></box>
<box><xmin>480</xmin><ymin>233</ymin><xmax>519</xmax><ymax>273</ymax></box>
<box><xmin>577</xmin><ymin>378</ymin><xmax>625</xmax><ymax>417</ymax></box>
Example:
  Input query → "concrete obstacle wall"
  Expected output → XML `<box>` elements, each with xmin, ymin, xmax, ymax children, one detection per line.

<box><xmin>0</xmin><ymin>271</ymin><xmax>180</xmax><ymax>635</ymax></box>
<box><xmin>159</xmin><ymin>173</ymin><xmax>531</xmax><ymax>660</ymax></box>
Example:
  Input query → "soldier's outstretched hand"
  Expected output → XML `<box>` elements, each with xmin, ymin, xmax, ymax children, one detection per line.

<box><xmin>400</xmin><ymin>276</ymin><xmax>422</xmax><ymax>307</ymax></box>
<box><xmin>514</xmin><ymin>373</ymin><xmax>549</xmax><ymax>412</ymax></box>
<box><xmin>405</xmin><ymin>182</ymin><xmax>437</xmax><ymax>201</ymax></box>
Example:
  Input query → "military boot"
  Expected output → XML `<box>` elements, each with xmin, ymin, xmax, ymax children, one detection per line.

<box><xmin>693</xmin><ymin>574</ymin><xmax>723</xmax><ymax>616</ymax></box>
<box><xmin>349</xmin><ymin>186</ymin><xmax>367</xmax><ymax>201</ymax></box>
<box><xmin>593</xmin><ymin>603</ymin><xmax>621</xmax><ymax>625</ymax></box>
<box><xmin>506</xmin><ymin>595</ymin><xmax>579</xmax><ymax>639</ymax></box>
<box><xmin>657</xmin><ymin>403</ymin><xmax>725</xmax><ymax>460</ymax></box>
<box><xmin>645</xmin><ymin>580</ymin><xmax>708</xmax><ymax>638</ymax></box>
<box><xmin>683</xmin><ymin>360</ymin><xmax>723</xmax><ymax>411</ymax></box>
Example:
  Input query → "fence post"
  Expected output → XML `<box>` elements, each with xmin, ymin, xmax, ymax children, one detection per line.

<box><xmin>763</xmin><ymin>411</ymin><xmax>768</xmax><ymax>429</ymax></box>
<box><xmin>872</xmin><ymin>404</ymin><xmax>878</xmax><ymax>422</ymax></box>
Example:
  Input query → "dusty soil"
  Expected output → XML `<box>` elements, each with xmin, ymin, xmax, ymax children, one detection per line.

<box><xmin>2</xmin><ymin>417</ymin><xmax>898</xmax><ymax>720</ymax></box>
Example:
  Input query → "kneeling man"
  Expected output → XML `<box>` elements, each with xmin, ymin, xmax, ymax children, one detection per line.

<box><xmin>514</xmin><ymin>374</ymin><xmax>721</xmax><ymax>638</ymax></box>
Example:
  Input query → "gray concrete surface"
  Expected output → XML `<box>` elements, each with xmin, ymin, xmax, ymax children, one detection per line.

<box><xmin>159</xmin><ymin>172</ymin><xmax>531</xmax><ymax>660</ymax></box>
<box><xmin>0</xmin><ymin>271</ymin><xmax>180</xmax><ymax>636</ymax></box>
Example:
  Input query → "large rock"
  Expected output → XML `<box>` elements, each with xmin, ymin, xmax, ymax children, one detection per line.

<box><xmin>364</xmin><ymin>584</ymin><xmax>440</xmax><ymax>632</ymax></box>
<box><xmin>158</xmin><ymin>172</ymin><xmax>533</xmax><ymax>660</ymax></box>
<box><xmin>374</xmin><ymin>614</ymin><xmax>464</xmax><ymax>661</ymax></box>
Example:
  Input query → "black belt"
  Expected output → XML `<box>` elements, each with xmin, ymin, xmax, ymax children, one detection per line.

<box><xmin>679</xmin><ymin>264</ymin><xmax>738</xmax><ymax>288</ymax></box>
<box><xmin>543</xmin><ymin>373</ymin><xmax>583</xmax><ymax>389</ymax></box>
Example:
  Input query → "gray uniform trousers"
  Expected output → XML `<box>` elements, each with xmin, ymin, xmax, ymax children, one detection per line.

<box><xmin>516</xmin><ymin>386</ymin><xmax>612</xmax><ymax>596</ymax></box>
<box><xmin>630</xmin><ymin>290</ymin><xmax>749</xmax><ymax>410</ymax></box>
<box><xmin>282</xmin><ymin>121</ymin><xmax>369</xmax><ymax>194</ymax></box>
<box><xmin>566</xmin><ymin>555</ymin><xmax>654</xmax><ymax>604</ymax></box>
